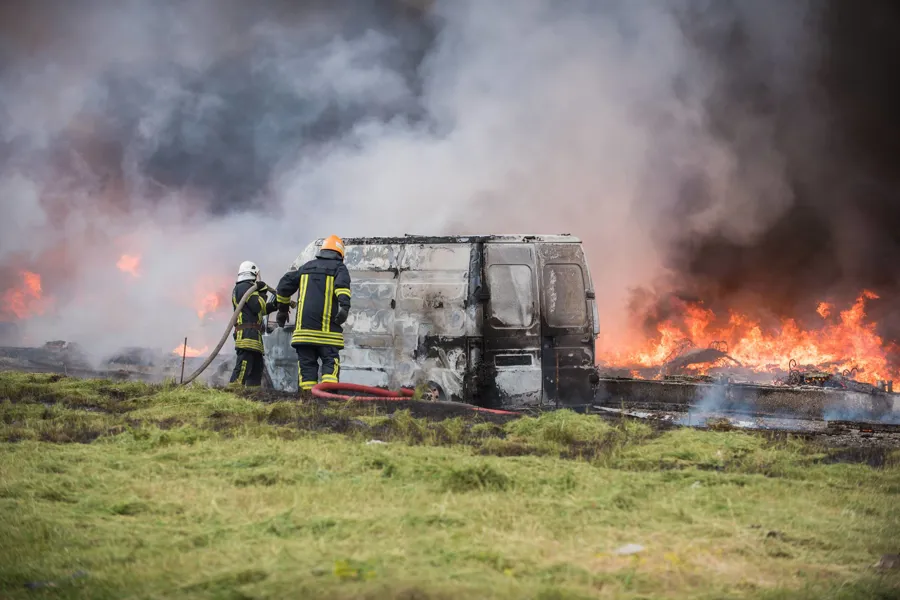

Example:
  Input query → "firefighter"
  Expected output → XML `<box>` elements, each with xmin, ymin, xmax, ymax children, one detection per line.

<box><xmin>275</xmin><ymin>235</ymin><xmax>351</xmax><ymax>395</ymax></box>
<box><xmin>228</xmin><ymin>261</ymin><xmax>278</xmax><ymax>387</ymax></box>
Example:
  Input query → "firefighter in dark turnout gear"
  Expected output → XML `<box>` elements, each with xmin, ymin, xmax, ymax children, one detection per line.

<box><xmin>229</xmin><ymin>261</ymin><xmax>279</xmax><ymax>386</ymax></box>
<box><xmin>275</xmin><ymin>235</ymin><xmax>351</xmax><ymax>393</ymax></box>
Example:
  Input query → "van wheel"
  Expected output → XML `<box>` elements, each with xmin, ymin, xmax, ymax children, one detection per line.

<box><xmin>424</xmin><ymin>382</ymin><xmax>446</xmax><ymax>402</ymax></box>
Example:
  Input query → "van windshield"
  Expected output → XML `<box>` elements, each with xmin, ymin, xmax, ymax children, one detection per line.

<box><xmin>543</xmin><ymin>264</ymin><xmax>587</xmax><ymax>328</ymax></box>
<box><xmin>487</xmin><ymin>264</ymin><xmax>534</xmax><ymax>328</ymax></box>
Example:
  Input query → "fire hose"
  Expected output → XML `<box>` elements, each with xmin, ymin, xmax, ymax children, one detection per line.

<box><xmin>311</xmin><ymin>382</ymin><xmax>518</xmax><ymax>416</ymax></box>
<box><xmin>178</xmin><ymin>286</ymin><xmax>518</xmax><ymax>417</ymax></box>
<box><xmin>179</xmin><ymin>282</ymin><xmax>260</xmax><ymax>386</ymax></box>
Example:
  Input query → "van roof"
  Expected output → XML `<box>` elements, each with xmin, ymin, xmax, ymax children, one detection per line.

<box><xmin>322</xmin><ymin>234</ymin><xmax>582</xmax><ymax>245</ymax></box>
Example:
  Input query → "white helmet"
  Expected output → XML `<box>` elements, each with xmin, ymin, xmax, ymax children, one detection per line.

<box><xmin>237</xmin><ymin>260</ymin><xmax>259</xmax><ymax>282</ymax></box>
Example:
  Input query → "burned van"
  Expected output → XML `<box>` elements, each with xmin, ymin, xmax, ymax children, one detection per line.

<box><xmin>263</xmin><ymin>235</ymin><xmax>601</xmax><ymax>410</ymax></box>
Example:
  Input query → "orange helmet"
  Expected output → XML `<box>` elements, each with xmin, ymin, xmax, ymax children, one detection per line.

<box><xmin>321</xmin><ymin>234</ymin><xmax>345</xmax><ymax>258</ymax></box>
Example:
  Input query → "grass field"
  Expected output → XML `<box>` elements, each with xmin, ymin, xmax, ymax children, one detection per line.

<box><xmin>1</xmin><ymin>371</ymin><xmax>898</xmax><ymax>599</ymax></box>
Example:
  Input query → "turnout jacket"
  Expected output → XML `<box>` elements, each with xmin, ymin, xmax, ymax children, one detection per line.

<box><xmin>276</xmin><ymin>252</ymin><xmax>351</xmax><ymax>348</ymax></box>
<box><xmin>232</xmin><ymin>280</ymin><xmax>278</xmax><ymax>353</ymax></box>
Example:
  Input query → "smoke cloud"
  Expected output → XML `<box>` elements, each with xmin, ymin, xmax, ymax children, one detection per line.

<box><xmin>642</xmin><ymin>1</ymin><xmax>900</xmax><ymax>352</ymax></box>
<box><xmin>0</xmin><ymin>0</ymin><xmax>894</xmax><ymax>363</ymax></box>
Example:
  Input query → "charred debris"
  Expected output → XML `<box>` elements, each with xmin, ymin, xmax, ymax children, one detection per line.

<box><xmin>599</xmin><ymin>337</ymin><xmax>894</xmax><ymax>395</ymax></box>
<box><xmin>593</xmin><ymin>339</ymin><xmax>898</xmax><ymax>426</ymax></box>
<box><xmin>0</xmin><ymin>341</ymin><xmax>233</xmax><ymax>385</ymax></box>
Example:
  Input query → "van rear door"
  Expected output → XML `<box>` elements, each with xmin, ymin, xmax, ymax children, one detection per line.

<box><xmin>482</xmin><ymin>243</ymin><xmax>543</xmax><ymax>407</ymax></box>
<box><xmin>537</xmin><ymin>243</ymin><xmax>595</xmax><ymax>406</ymax></box>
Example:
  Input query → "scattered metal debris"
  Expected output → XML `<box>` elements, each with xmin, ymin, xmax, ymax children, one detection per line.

<box><xmin>661</xmin><ymin>341</ymin><xmax>742</xmax><ymax>376</ymax></box>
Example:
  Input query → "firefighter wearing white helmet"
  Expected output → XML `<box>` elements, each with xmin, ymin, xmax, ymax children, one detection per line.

<box><xmin>237</xmin><ymin>261</ymin><xmax>259</xmax><ymax>282</ymax></box>
<box><xmin>228</xmin><ymin>260</ymin><xmax>277</xmax><ymax>386</ymax></box>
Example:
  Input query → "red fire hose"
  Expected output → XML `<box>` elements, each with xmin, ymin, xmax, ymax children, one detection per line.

<box><xmin>311</xmin><ymin>382</ymin><xmax>414</xmax><ymax>401</ymax></box>
<box><xmin>310</xmin><ymin>382</ymin><xmax>518</xmax><ymax>416</ymax></box>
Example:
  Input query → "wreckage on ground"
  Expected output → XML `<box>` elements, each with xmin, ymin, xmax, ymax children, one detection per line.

<box><xmin>593</xmin><ymin>341</ymin><xmax>897</xmax><ymax>424</ymax></box>
<box><xmin>262</xmin><ymin>234</ymin><xmax>897</xmax><ymax>425</ymax></box>
<box><xmin>1</xmin><ymin>233</ymin><xmax>895</xmax><ymax>428</ymax></box>
<box><xmin>0</xmin><ymin>341</ymin><xmax>233</xmax><ymax>385</ymax></box>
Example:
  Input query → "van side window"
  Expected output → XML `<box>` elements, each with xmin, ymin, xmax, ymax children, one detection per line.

<box><xmin>543</xmin><ymin>264</ymin><xmax>587</xmax><ymax>327</ymax></box>
<box><xmin>487</xmin><ymin>264</ymin><xmax>534</xmax><ymax>328</ymax></box>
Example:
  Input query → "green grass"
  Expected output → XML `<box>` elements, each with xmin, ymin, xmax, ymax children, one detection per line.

<box><xmin>0</xmin><ymin>372</ymin><xmax>898</xmax><ymax>599</ymax></box>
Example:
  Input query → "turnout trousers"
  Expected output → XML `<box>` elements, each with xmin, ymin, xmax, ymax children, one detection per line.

<box><xmin>229</xmin><ymin>349</ymin><xmax>265</xmax><ymax>387</ymax></box>
<box><xmin>295</xmin><ymin>345</ymin><xmax>340</xmax><ymax>392</ymax></box>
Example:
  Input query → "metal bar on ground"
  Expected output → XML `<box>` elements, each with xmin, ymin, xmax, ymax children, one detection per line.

<box><xmin>180</xmin><ymin>337</ymin><xmax>187</xmax><ymax>384</ymax></box>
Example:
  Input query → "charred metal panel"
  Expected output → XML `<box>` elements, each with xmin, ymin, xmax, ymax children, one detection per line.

<box><xmin>481</xmin><ymin>243</ymin><xmax>543</xmax><ymax>408</ymax></box>
<box><xmin>264</xmin><ymin>327</ymin><xmax>299</xmax><ymax>392</ymax></box>
<box><xmin>398</xmin><ymin>243</ymin><xmax>472</xmax><ymax>271</ymax></box>
<box><xmin>393</xmin><ymin>243</ymin><xmax>473</xmax><ymax>398</ymax></box>
<box><xmin>396</xmin><ymin>272</ymin><xmax>468</xmax><ymax>336</ymax></box>
<box><xmin>495</xmin><ymin>354</ymin><xmax>532</xmax><ymax>367</ymax></box>
<box><xmin>412</xmin><ymin>335</ymin><xmax>468</xmax><ymax>400</ymax></box>
<box><xmin>265</xmin><ymin>235</ymin><xmax>595</xmax><ymax>410</ymax></box>
<box><xmin>338</xmin><ymin>243</ymin><xmax>402</xmax><ymax>388</ymax></box>
<box><xmin>266</xmin><ymin>239</ymin><xmax>478</xmax><ymax>399</ymax></box>
<box><xmin>537</xmin><ymin>243</ymin><xmax>596</xmax><ymax>407</ymax></box>
<box><xmin>345</xmin><ymin>243</ymin><xmax>403</xmax><ymax>272</ymax></box>
<box><xmin>342</xmin><ymin>234</ymin><xmax>581</xmax><ymax>246</ymax></box>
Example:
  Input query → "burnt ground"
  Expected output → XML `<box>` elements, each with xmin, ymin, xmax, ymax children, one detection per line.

<box><xmin>232</xmin><ymin>387</ymin><xmax>520</xmax><ymax>425</ymax></box>
<box><xmin>229</xmin><ymin>387</ymin><xmax>900</xmax><ymax>464</ymax></box>
<box><xmin>2</xmin><ymin>371</ymin><xmax>899</xmax><ymax>467</ymax></box>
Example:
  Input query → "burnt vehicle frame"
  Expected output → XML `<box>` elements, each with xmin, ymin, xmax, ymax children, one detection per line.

<box><xmin>263</xmin><ymin>234</ymin><xmax>600</xmax><ymax>410</ymax></box>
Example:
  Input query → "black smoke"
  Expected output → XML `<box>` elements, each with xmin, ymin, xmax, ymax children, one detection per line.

<box><xmin>0</xmin><ymin>0</ymin><xmax>435</xmax><ymax>217</ymax></box>
<box><xmin>641</xmin><ymin>0</ymin><xmax>900</xmax><ymax>354</ymax></box>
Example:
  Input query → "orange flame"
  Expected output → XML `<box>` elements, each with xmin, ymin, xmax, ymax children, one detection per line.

<box><xmin>116</xmin><ymin>254</ymin><xmax>141</xmax><ymax>277</ymax></box>
<box><xmin>173</xmin><ymin>343</ymin><xmax>209</xmax><ymax>357</ymax></box>
<box><xmin>597</xmin><ymin>290</ymin><xmax>899</xmax><ymax>385</ymax></box>
<box><xmin>197</xmin><ymin>292</ymin><xmax>220</xmax><ymax>320</ymax></box>
<box><xmin>1</xmin><ymin>271</ymin><xmax>50</xmax><ymax>321</ymax></box>
<box><xmin>191</xmin><ymin>276</ymin><xmax>231</xmax><ymax>320</ymax></box>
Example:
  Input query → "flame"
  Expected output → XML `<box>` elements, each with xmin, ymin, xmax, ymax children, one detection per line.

<box><xmin>116</xmin><ymin>254</ymin><xmax>142</xmax><ymax>277</ymax></box>
<box><xmin>598</xmin><ymin>290</ymin><xmax>899</xmax><ymax>384</ymax></box>
<box><xmin>191</xmin><ymin>276</ymin><xmax>231</xmax><ymax>320</ymax></box>
<box><xmin>173</xmin><ymin>343</ymin><xmax>209</xmax><ymax>357</ymax></box>
<box><xmin>1</xmin><ymin>271</ymin><xmax>50</xmax><ymax>321</ymax></box>
<box><xmin>197</xmin><ymin>292</ymin><xmax>221</xmax><ymax>319</ymax></box>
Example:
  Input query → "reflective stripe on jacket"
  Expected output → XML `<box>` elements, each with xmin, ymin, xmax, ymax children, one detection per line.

<box><xmin>232</xmin><ymin>280</ymin><xmax>277</xmax><ymax>353</ymax></box>
<box><xmin>275</xmin><ymin>254</ymin><xmax>351</xmax><ymax>348</ymax></box>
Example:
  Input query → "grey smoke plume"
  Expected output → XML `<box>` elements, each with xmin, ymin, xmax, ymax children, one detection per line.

<box><xmin>0</xmin><ymin>0</ymin><xmax>830</xmax><ymax>358</ymax></box>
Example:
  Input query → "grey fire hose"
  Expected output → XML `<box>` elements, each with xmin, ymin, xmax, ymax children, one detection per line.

<box><xmin>179</xmin><ymin>283</ymin><xmax>260</xmax><ymax>386</ymax></box>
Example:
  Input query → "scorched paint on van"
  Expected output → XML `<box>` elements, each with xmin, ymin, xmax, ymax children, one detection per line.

<box><xmin>263</xmin><ymin>235</ymin><xmax>601</xmax><ymax>411</ymax></box>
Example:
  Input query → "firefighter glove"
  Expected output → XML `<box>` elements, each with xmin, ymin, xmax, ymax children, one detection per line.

<box><xmin>335</xmin><ymin>306</ymin><xmax>349</xmax><ymax>326</ymax></box>
<box><xmin>276</xmin><ymin>308</ymin><xmax>289</xmax><ymax>328</ymax></box>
